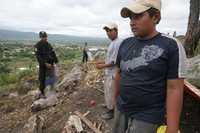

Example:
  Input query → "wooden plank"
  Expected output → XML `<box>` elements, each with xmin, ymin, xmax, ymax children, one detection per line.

<box><xmin>184</xmin><ymin>80</ymin><xmax>200</xmax><ymax>102</ymax></box>
<box><xmin>93</xmin><ymin>122</ymin><xmax>97</xmax><ymax>128</ymax></box>
<box><xmin>96</xmin><ymin>88</ymin><xmax>104</xmax><ymax>94</ymax></box>
<box><xmin>97</xmin><ymin>122</ymin><xmax>102</xmax><ymax>131</ymax></box>
<box><xmin>74</xmin><ymin>111</ymin><xmax>102</xmax><ymax>133</ymax></box>
<box><xmin>62</xmin><ymin>124</ymin><xmax>73</xmax><ymax>133</ymax></box>
<box><xmin>83</xmin><ymin>111</ymin><xmax>91</xmax><ymax>117</ymax></box>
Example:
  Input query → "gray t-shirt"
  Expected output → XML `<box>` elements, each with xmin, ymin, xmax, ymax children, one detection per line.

<box><xmin>116</xmin><ymin>33</ymin><xmax>187</xmax><ymax>124</ymax></box>
<box><xmin>105</xmin><ymin>38</ymin><xmax>122</xmax><ymax>76</ymax></box>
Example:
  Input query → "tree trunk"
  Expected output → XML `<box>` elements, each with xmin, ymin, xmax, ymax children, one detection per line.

<box><xmin>184</xmin><ymin>0</ymin><xmax>200</xmax><ymax>57</ymax></box>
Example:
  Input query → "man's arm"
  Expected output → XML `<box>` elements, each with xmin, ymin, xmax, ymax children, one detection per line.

<box><xmin>113</xmin><ymin>67</ymin><xmax>121</xmax><ymax>105</ymax></box>
<box><xmin>48</xmin><ymin>43</ymin><xmax>58</xmax><ymax>64</ymax></box>
<box><xmin>52</xmin><ymin>50</ymin><xmax>58</xmax><ymax>64</ymax></box>
<box><xmin>166</xmin><ymin>79</ymin><xmax>184</xmax><ymax>133</ymax></box>
<box><xmin>96</xmin><ymin>62</ymin><xmax>114</xmax><ymax>69</ymax></box>
<box><xmin>96</xmin><ymin>41</ymin><xmax>121</xmax><ymax>70</ymax></box>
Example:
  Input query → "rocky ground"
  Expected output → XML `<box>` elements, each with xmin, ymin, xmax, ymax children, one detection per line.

<box><xmin>0</xmin><ymin>61</ymin><xmax>200</xmax><ymax>133</ymax></box>
<box><xmin>0</xmin><ymin>62</ymin><xmax>113</xmax><ymax>133</ymax></box>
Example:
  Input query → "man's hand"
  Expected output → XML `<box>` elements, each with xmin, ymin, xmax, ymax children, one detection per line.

<box><xmin>95</xmin><ymin>60</ymin><xmax>114</xmax><ymax>69</ymax></box>
<box><xmin>95</xmin><ymin>60</ymin><xmax>105</xmax><ymax>69</ymax></box>
<box><xmin>53</xmin><ymin>63</ymin><xmax>58</xmax><ymax>68</ymax></box>
<box><xmin>45</xmin><ymin>63</ymin><xmax>54</xmax><ymax>69</ymax></box>
<box><xmin>96</xmin><ymin>63</ymin><xmax>105</xmax><ymax>69</ymax></box>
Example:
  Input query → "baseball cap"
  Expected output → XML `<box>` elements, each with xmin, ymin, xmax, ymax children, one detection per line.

<box><xmin>103</xmin><ymin>23</ymin><xmax>118</xmax><ymax>30</ymax></box>
<box><xmin>121</xmin><ymin>0</ymin><xmax>161</xmax><ymax>18</ymax></box>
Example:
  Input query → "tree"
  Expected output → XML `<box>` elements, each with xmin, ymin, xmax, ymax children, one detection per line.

<box><xmin>184</xmin><ymin>0</ymin><xmax>200</xmax><ymax>57</ymax></box>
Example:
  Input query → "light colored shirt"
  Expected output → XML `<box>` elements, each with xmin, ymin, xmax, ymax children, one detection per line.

<box><xmin>105</xmin><ymin>38</ymin><xmax>123</xmax><ymax>76</ymax></box>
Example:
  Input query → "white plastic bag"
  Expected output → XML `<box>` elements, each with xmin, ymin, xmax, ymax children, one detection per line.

<box><xmin>54</xmin><ymin>64</ymin><xmax>59</xmax><ymax>78</ymax></box>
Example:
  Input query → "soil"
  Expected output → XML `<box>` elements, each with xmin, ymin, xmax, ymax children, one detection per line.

<box><xmin>0</xmin><ymin>64</ymin><xmax>200</xmax><ymax>133</ymax></box>
<box><xmin>0</xmin><ymin>64</ymin><xmax>113</xmax><ymax>133</ymax></box>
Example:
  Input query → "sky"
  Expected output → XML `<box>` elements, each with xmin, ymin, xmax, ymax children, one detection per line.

<box><xmin>0</xmin><ymin>0</ymin><xmax>190</xmax><ymax>38</ymax></box>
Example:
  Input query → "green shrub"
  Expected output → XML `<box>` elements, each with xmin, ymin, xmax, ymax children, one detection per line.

<box><xmin>0</xmin><ymin>69</ymin><xmax>34</xmax><ymax>86</ymax></box>
<box><xmin>0</xmin><ymin>63</ymin><xmax>11</xmax><ymax>74</ymax></box>
<box><xmin>58</xmin><ymin>49</ymin><xmax>82</xmax><ymax>60</ymax></box>
<box><xmin>17</xmin><ymin>69</ymin><xmax>33</xmax><ymax>79</ymax></box>
<box><xmin>13</xmin><ymin>51</ymin><xmax>34</xmax><ymax>59</ymax></box>
<box><xmin>0</xmin><ymin>73</ymin><xmax>18</xmax><ymax>86</ymax></box>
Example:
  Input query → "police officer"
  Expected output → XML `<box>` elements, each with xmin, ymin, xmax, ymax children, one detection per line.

<box><xmin>34</xmin><ymin>31</ymin><xmax>58</xmax><ymax>98</ymax></box>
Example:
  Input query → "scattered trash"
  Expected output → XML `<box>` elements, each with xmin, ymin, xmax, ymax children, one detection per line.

<box><xmin>89</xmin><ymin>100</ymin><xmax>96</xmax><ymax>107</ymax></box>
<box><xmin>22</xmin><ymin>115</ymin><xmax>45</xmax><ymax>133</ymax></box>
<box><xmin>75</xmin><ymin>111</ymin><xmax>102</xmax><ymax>133</ymax></box>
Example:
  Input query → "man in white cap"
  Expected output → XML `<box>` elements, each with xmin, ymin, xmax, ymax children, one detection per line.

<box><xmin>113</xmin><ymin>0</ymin><xmax>187</xmax><ymax>133</ymax></box>
<box><xmin>96</xmin><ymin>23</ymin><xmax>122</xmax><ymax>120</ymax></box>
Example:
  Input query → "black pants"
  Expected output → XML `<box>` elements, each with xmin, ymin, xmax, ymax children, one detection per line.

<box><xmin>39</xmin><ymin>64</ymin><xmax>46</xmax><ymax>95</ymax></box>
<box><xmin>82</xmin><ymin>52</ymin><xmax>88</xmax><ymax>63</ymax></box>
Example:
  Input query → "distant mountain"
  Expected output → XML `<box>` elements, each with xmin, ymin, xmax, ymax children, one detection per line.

<box><xmin>0</xmin><ymin>29</ymin><xmax>109</xmax><ymax>45</ymax></box>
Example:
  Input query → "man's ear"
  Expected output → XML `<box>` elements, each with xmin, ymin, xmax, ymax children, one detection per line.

<box><xmin>153</xmin><ymin>11</ymin><xmax>161</xmax><ymax>24</ymax></box>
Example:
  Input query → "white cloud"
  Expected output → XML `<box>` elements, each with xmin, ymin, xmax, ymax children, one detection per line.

<box><xmin>0</xmin><ymin>0</ymin><xmax>189</xmax><ymax>38</ymax></box>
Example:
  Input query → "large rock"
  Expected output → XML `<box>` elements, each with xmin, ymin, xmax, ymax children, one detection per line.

<box><xmin>20</xmin><ymin>81</ymin><xmax>32</xmax><ymax>93</ymax></box>
<box><xmin>186</xmin><ymin>55</ymin><xmax>200</xmax><ymax>88</ymax></box>
<box><xmin>17</xmin><ymin>80</ymin><xmax>36</xmax><ymax>95</ymax></box>
<box><xmin>0</xmin><ymin>91</ymin><xmax>9</xmax><ymax>98</ymax></box>
<box><xmin>31</xmin><ymin>91</ymin><xmax>58</xmax><ymax>112</ymax></box>
<box><xmin>87</xmin><ymin>51</ymin><xmax>94</xmax><ymax>61</ymax></box>
<box><xmin>56</xmin><ymin>65</ymin><xmax>82</xmax><ymax>91</ymax></box>
<box><xmin>22</xmin><ymin>115</ymin><xmax>45</xmax><ymax>133</ymax></box>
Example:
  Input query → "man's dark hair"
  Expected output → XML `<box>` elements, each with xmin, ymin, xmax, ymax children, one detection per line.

<box><xmin>113</xmin><ymin>28</ymin><xmax>118</xmax><ymax>32</ymax></box>
<box><xmin>105</xmin><ymin>28</ymin><xmax>118</xmax><ymax>33</ymax></box>
<box><xmin>147</xmin><ymin>8</ymin><xmax>161</xmax><ymax>24</ymax></box>
<box><xmin>112</xmin><ymin>28</ymin><xmax>118</xmax><ymax>35</ymax></box>
<box><xmin>39</xmin><ymin>31</ymin><xmax>47</xmax><ymax>38</ymax></box>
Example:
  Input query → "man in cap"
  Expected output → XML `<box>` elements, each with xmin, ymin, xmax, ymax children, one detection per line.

<box><xmin>96</xmin><ymin>23</ymin><xmax>122</xmax><ymax>120</ymax></box>
<box><xmin>34</xmin><ymin>31</ymin><xmax>58</xmax><ymax>98</ymax></box>
<box><xmin>113</xmin><ymin>0</ymin><xmax>187</xmax><ymax>132</ymax></box>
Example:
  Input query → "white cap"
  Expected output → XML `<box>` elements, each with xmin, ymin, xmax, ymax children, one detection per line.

<box><xmin>121</xmin><ymin>0</ymin><xmax>161</xmax><ymax>18</ymax></box>
<box><xmin>103</xmin><ymin>23</ymin><xmax>118</xmax><ymax>30</ymax></box>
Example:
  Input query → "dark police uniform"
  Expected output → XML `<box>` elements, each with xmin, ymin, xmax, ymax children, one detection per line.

<box><xmin>34</xmin><ymin>40</ymin><xmax>58</xmax><ymax>95</ymax></box>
